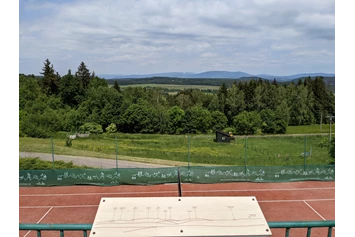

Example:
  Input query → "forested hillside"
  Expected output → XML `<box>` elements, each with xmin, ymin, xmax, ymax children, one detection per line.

<box><xmin>106</xmin><ymin>76</ymin><xmax>335</xmax><ymax>92</ymax></box>
<box><xmin>19</xmin><ymin>59</ymin><xmax>335</xmax><ymax>138</ymax></box>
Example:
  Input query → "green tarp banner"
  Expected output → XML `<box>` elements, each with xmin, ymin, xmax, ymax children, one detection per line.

<box><xmin>19</xmin><ymin>167</ymin><xmax>179</xmax><ymax>186</ymax></box>
<box><xmin>19</xmin><ymin>165</ymin><xmax>334</xmax><ymax>187</ymax></box>
<box><xmin>179</xmin><ymin>165</ymin><xmax>335</xmax><ymax>183</ymax></box>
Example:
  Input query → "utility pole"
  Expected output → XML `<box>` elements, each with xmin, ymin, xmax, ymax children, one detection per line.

<box><xmin>326</xmin><ymin>116</ymin><xmax>335</xmax><ymax>141</ymax></box>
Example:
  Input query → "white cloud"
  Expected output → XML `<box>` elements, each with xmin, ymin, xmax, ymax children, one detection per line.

<box><xmin>271</xmin><ymin>44</ymin><xmax>299</xmax><ymax>51</ymax></box>
<box><xmin>19</xmin><ymin>0</ymin><xmax>335</xmax><ymax>75</ymax></box>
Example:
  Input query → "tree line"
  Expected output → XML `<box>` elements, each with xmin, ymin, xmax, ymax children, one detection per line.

<box><xmin>19</xmin><ymin>59</ymin><xmax>335</xmax><ymax>138</ymax></box>
<box><xmin>106</xmin><ymin>76</ymin><xmax>335</xmax><ymax>92</ymax></box>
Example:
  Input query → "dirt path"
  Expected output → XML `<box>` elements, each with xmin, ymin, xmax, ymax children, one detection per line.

<box><xmin>19</xmin><ymin>152</ymin><xmax>172</xmax><ymax>168</ymax></box>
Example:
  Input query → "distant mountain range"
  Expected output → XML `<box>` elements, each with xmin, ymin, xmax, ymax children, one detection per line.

<box><xmin>99</xmin><ymin>71</ymin><xmax>335</xmax><ymax>81</ymax></box>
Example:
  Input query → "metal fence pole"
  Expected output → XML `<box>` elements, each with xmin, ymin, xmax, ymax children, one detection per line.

<box><xmin>187</xmin><ymin>136</ymin><xmax>191</xmax><ymax>169</ymax></box>
<box><xmin>244</xmin><ymin>136</ymin><xmax>247</xmax><ymax>174</ymax></box>
<box><xmin>303</xmin><ymin>136</ymin><xmax>307</xmax><ymax>171</ymax></box>
<box><xmin>115</xmin><ymin>136</ymin><xmax>118</xmax><ymax>169</ymax></box>
<box><xmin>51</xmin><ymin>137</ymin><xmax>55</xmax><ymax>169</ymax></box>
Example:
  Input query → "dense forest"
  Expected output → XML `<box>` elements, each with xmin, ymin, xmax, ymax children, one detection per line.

<box><xmin>106</xmin><ymin>76</ymin><xmax>335</xmax><ymax>93</ymax></box>
<box><xmin>19</xmin><ymin>59</ymin><xmax>335</xmax><ymax>138</ymax></box>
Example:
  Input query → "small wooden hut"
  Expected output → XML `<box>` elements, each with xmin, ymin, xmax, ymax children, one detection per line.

<box><xmin>213</xmin><ymin>130</ymin><xmax>235</xmax><ymax>143</ymax></box>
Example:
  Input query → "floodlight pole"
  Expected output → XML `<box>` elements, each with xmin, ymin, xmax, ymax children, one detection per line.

<box><xmin>326</xmin><ymin>116</ymin><xmax>335</xmax><ymax>141</ymax></box>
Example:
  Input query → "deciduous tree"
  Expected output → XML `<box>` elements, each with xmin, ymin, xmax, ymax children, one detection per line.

<box><xmin>233</xmin><ymin>111</ymin><xmax>262</xmax><ymax>135</ymax></box>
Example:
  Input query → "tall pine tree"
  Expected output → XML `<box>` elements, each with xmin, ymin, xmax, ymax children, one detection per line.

<box><xmin>114</xmin><ymin>81</ymin><xmax>121</xmax><ymax>92</ymax></box>
<box><xmin>217</xmin><ymin>83</ymin><xmax>228</xmax><ymax>114</ymax></box>
<box><xmin>59</xmin><ymin>69</ymin><xmax>83</xmax><ymax>107</ymax></box>
<box><xmin>40</xmin><ymin>59</ymin><xmax>59</xmax><ymax>95</ymax></box>
<box><xmin>75</xmin><ymin>62</ymin><xmax>91</xmax><ymax>89</ymax></box>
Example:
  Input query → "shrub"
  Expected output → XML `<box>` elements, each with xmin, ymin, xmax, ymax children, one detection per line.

<box><xmin>19</xmin><ymin>157</ymin><xmax>93</xmax><ymax>170</ymax></box>
<box><xmin>79</xmin><ymin>122</ymin><xmax>103</xmax><ymax>134</ymax></box>
<box><xmin>65</xmin><ymin>137</ymin><xmax>72</xmax><ymax>147</ymax></box>
<box><xmin>106</xmin><ymin>123</ymin><xmax>117</xmax><ymax>133</ymax></box>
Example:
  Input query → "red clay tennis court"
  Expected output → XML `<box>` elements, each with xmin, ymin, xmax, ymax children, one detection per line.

<box><xmin>19</xmin><ymin>180</ymin><xmax>334</xmax><ymax>237</ymax></box>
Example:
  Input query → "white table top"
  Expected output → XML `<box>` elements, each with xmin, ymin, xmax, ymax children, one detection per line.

<box><xmin>89</xmin><ymin>196</ymin><xmax>272</xmax><ymax>237</ymax></box>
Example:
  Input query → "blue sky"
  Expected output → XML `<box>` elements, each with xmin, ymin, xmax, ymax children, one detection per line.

<box><xmin>19</xmin><ymin>0</ymin><xmax>335</xmax><ymax>76</ymax></box>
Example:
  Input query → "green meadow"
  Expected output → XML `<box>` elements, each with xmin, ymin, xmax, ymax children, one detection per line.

<box><xmin>19</xmin><ymin>129</ymin><xmax>334</xmax><ymax>166</ymax></box>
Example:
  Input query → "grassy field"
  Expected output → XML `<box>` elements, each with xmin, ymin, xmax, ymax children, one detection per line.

<box><xmin>120</xmin><ymin>84</ymin><xmax>219</xmax><ymax>95</ymax></box>
<box><xmin>19</xmin><ymin>129</ymin><xmax>334</xmax><ymax>166</ymax></box>
<box><xmin>286</xmin><ymin>124</ymin><xmax>335</xmax><ymax>134</ymax></box>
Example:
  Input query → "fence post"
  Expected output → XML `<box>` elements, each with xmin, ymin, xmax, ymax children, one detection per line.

<box><xmin>187</xmin><ymin>135</ymin><xmax>191</xmax><ymax>169</ymax></box>
<box><xmin>303</xmin><ymin>136</ymin><xmax>307</xmax><ymax>171</ymax></box>
<box><xmin>244</xmin><ymin>136</ymin><xmax>248</xmax><ymax>174</ymax></box>
<box><xmin>51</xmin><ymin>137</ymin><xmax>55</xmax><ymax>169</ymax></box>
<box><xmin>115</xmin><ymin>136</ymin><xmax>118</xmax><ymax>169</ymax></box>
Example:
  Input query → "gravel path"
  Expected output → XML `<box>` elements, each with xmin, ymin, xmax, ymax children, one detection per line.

<box><xmin>19</xmin><ymin>152</ymin><xmax>172</xmax><ymax>168</ymax></box>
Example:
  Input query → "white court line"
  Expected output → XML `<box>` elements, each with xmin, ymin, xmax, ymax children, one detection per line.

<box><xmin>21</xmin><ymin>205</ymin><xmax>99</xmax><ymax>209</ymax></box>
<box><xmin>19</xmin><ymin>198</ymin><xmax>334</xmax><ymax>209</ymax></box>
<box><xmin>259</xmin><ymin>198</ymin><xmax>334</xmax><ymax>203</ymax></box>
<box><xmin>303</xmin><ymin>200</ymin><xmax>326</xmax><ymax>220</ymax></box>
<box><xmin>20</xmin><ymin>190</ymin><xmax>177</xmax><ymax>197</ymax></box>
<box><xmin>19</xmin><ymin>187</ymin><xmax>334</xmax><ymax>197</ymax></box>
<box><xmin>303</xmin><ymin>200</ymin><xmax>335</xmax><ymax>230</ymax></box>
<box><xmin>23</xmin><ymin>206</ymin><xmax>53</xmax><ymax>237</ymax></box>
<box><xmin>187</xmin><ymin>187</ymin><xmax>334</xmax><ymax>192</ymax></box>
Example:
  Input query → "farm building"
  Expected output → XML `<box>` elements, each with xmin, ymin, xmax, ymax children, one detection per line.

<box><xmin>214</xmin><ymin>130</ymin><xmax>235</xmax><ymax>143</ymax></box>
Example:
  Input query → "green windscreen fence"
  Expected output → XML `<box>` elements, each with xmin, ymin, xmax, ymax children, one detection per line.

<box><xmin>19</xmin><ymin>164</ymin><xmax>334</xmax><ymax>187</ymax></box>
